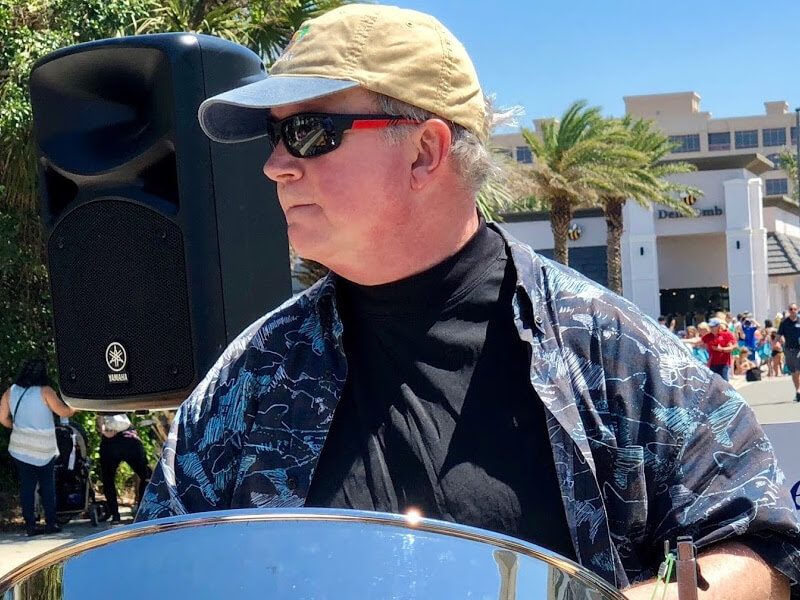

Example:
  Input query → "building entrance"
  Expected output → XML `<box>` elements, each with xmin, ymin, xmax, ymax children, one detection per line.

<box><xmin>659</xmin><ymin>286</ymin><xmax>730</xmax><ymax>330</ymax></box>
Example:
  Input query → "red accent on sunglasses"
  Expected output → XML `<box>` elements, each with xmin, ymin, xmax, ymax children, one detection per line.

<box><xmin>350</xmin><ymin>118</ymin><xmax>420</xmax><ymax>130</ymax></box>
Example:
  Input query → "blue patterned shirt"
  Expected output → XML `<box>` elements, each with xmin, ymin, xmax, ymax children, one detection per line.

<box><xmin>137</xmin><ymin>224</ymin><xmax>800</xmax><ymax>592</ymax></box>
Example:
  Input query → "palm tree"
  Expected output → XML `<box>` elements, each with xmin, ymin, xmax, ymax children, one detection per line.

<box><xmin>477</xmin><ymin>154</ymin><xmax>538</xmax><ymax>220</ymax></box>
<box><xmin>600</xmin><ymin>117</ymin><xmax>698</xmax><ymax>294</ymax></box>
<box><xmin>521</xmin><ymin>101</ymin><xmax>646</xmax><ymax>266</ymax></box>
<box><xmin>777</xmin><ymin>149</ymin><xmax>798</xmax><ymax>202</ymax></box>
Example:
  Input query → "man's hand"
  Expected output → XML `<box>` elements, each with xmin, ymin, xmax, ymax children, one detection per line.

<box><xmin>623</xmin><ymin>541</ymin><xmax>789</xmax><ymax>600</ymax></box>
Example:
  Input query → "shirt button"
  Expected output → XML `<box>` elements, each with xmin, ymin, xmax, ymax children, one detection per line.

<box><xmin>534</xmin><ymin>315</ymin><xmax>544</xmax><ymax>326</ymax></box>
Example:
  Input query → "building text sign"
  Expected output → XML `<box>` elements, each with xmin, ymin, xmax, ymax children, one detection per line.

<box><xmin>657</xmin><ymin>205</ymin><xmax>723</xmax><ymax>220</ymax></box>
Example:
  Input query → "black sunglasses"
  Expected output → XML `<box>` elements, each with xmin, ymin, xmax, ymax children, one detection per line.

<box><xmin>266</xmin><ymin>113</ymin><xmax>420</xmax><ymax>158</ymax></box>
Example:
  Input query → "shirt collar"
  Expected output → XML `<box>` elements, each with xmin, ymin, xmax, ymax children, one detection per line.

<box><xmin>489</xmin><ymin>222</ymin><xmax>547</xmax><ymax>335</ymax></box>
<box><xmin>308</xmin><ymin>222</ymin><xmax>547</xmax><ymax>335</ymax></box>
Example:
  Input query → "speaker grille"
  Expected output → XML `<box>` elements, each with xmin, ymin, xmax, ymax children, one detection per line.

<box><xmin>49</xmin><ymin>200</ymin><xmax>194</xmax><ymax>398</ymax></box>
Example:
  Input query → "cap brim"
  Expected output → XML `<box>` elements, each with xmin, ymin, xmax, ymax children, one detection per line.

<box><xmin>198</xmin><ymin>76</ymin><xmax>359</xmax><ymax>143</ymax></box>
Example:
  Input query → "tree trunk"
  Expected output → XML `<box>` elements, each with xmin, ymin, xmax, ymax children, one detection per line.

<box><xmin>190</xmin><ymin>0</ymin><xmax>209</xmax><ymax>30</ymax></box>
<box><xmin>550</xmin><ymin>198</ymin><xmax>572</xmax><ymax>266</ymax></box>
<box><xmin>605</xmin><ymin>197</ymin><xmax>625</xmax><ymax>295</ymax></box>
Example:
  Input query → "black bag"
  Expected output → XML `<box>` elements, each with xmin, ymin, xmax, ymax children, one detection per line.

<box><xmin>745</xmin><ymin>367</ymin><xmax>762</xmax><ymax>382</ymax></box>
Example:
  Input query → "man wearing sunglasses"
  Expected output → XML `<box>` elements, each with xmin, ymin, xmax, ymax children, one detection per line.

<box><xmin>778</xmin><ymin>304</ymin><xmax>800</xmax><ymax>401</ymax></box>
<box><xmin>138</xmin><ymin>5</ymin><xmax>800</xmax><ymax>599</ymax></box>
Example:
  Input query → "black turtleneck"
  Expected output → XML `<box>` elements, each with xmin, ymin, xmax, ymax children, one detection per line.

<box><xmin>305</xmin><ymin>223</ymin><xmax>575</xmax><ymax>560</ymax></box>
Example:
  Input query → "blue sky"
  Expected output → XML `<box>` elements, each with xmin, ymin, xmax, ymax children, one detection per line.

<box><xmin>387</xmin><ymin>1</ymin><xmax>799</xmax><ymax>129</ymax></box>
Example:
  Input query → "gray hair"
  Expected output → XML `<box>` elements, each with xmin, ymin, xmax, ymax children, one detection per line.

<box><xmin>374</xmin><ymin>93</ymin><xmax>504</xmax><ymax>193</ymax></box>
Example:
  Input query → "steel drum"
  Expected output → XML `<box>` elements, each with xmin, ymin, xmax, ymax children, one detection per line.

<box><xmin>0</xmin><ymin>509</ymin><xmax>626</xmax><ymax>600</ymax></box>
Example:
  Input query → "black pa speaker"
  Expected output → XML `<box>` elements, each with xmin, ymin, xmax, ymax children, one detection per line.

<box><xmin>29</xmin><ymin>34</ymin><xmax>292</xmax><ymax>411</ymax></box>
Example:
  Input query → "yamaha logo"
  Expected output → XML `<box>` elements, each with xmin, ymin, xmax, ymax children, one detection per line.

<box><xmin>567</xmin><ymin>223</ymin><xmax>582</xmax><ymax>241</ymax></box>
<box><xmin>105</xmin><ymin>342</ymin><xmax>129</xmax><ymax>383</ymax></box>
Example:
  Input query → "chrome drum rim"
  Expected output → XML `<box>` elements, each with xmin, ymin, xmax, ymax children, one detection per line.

<box><xmin>0</xmin><ymin>508</ymin><xmax>626</xmax><ymax>599</ymax></box>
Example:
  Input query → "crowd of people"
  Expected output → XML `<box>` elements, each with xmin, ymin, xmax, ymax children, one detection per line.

<box><xmin>669</xmin><ymin>304</ymin><xmax>800</xmax><ymax>396</ymax></box>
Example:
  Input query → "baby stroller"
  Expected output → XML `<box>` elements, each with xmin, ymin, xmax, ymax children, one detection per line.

<box><xmin>37</xmin><ymin>420</ymin><xmax>110</xmax><ymax>526</ymax></box>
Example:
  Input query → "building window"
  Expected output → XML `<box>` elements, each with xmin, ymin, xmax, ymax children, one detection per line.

<box><xmin>516</xmin><ymin>146</ymin><xmax>532</xmax><ymax>164</ymax></box>
<box><xmin>767</xmin><ymin>153</ymin><xmax>784</xmax><ymax>170</ymax></box>
<box><xmin>792</xmin><ymin>127</ymin><xmax>798</xmax><ymax>145</ymax></box>
<box><xmin>762</xmin><ymin>127</ymin><xmax>787</xmax><ymax>147</ymax></box>
<box><xmin>765</xmin><ymin>178</ymin><xmax>789</xmax><ymax>195</ymax></box>
<box><xmin>669</xmin><ymin>134</ymin><xmax>700</xmax><ymax>153</ymax></box>
<box><xmin>734</xmin><ymin>129</ymin><xmax>759</xmax><ymax>149</ymax></box>
<box><xmin>707</xmin><ymin>132</ymin><xmax>730</xmax><ymax>151</ymax></box>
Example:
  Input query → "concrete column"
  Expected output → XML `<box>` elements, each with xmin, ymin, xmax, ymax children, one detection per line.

<box><xmin>724</xmin><ymin>178</ymin><xmax>767</xmax><ymax>318</ymax></box>
<box><xmin>748</xmin><ymin>178</ymin><xmax>769</xmax><ymax>320</ymax></box>
<box><xmin>622</xmin><ymin>201</ymin><xmax>660</xmax><ymax>317</ymax></box>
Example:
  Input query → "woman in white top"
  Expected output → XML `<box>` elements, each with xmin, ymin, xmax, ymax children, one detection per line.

<box><xmin>0</xmin><ymin>359</ymin><xmax>76</xmax><ymax>536</ymax></box>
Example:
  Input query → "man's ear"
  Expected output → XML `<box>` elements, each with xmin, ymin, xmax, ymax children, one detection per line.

<box><xmin>410</xmin><ymin>119</ymin><xmax>452</xmax><ymax>190</ymax></box>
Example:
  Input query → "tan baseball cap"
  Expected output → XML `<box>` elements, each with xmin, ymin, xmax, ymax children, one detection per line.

<box><xmin>198</xmin><ymin>4</ymin><xmax>487</xmax><ymax>143</ymax></box>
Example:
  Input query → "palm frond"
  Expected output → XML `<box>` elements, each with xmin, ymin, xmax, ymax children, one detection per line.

<box><xmin>777</xmin><ymin>149</ymin><xmax>798</xmax><ymax>201</ymax></box>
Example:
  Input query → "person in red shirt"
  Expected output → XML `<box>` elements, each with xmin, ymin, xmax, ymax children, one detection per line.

<box><xmin>702</xmin><ymin>317</ymin><xmax>738</xmax><ymax>381</ymax></box>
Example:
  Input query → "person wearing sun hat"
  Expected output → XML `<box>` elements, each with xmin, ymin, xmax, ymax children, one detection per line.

<box><xmin>739</xmin><ymin>311</ymin><xmax>761</xmax><ymax>357</ymax></box>
<box><xmin>701</xmin><ymin>317</ymin><xmax>738</xmax><ymax>381</ymax></box>
<box><xmin>137</xmin><ymin>5</ymin><xmax>800</xmax><ymax>598</ymax></box>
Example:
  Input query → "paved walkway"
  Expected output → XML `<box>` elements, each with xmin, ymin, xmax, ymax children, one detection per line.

<box><xmin>0</xmin><ymin>508</ymin><xmax>135</xmax><ymax>580</ymax></box>
<box><xmin>734</xmin><ymin>373</ymin><xmax>800</xmax><ymax>425</ymax></box>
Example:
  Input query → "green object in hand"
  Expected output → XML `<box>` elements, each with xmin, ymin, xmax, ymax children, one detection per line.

<box><xmin>649</xmin><ymin>548</ymin><xmax>676</xmax><ymax>600</ymax></box>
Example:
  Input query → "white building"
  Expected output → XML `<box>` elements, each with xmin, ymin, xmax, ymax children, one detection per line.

<box><xmin>625</xmin><ymin>92</ymin><xmax>798</xmax><ymax>200</ymax></box>
<box><xmin>497</xmin><ymin>155</ymin><xmax>800</xmax><ymax>327</ymax></box>
<box><xmin>492</xmin><ymin>93</ymin><xmax>800</xmax><ymax>326</ymax></box>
